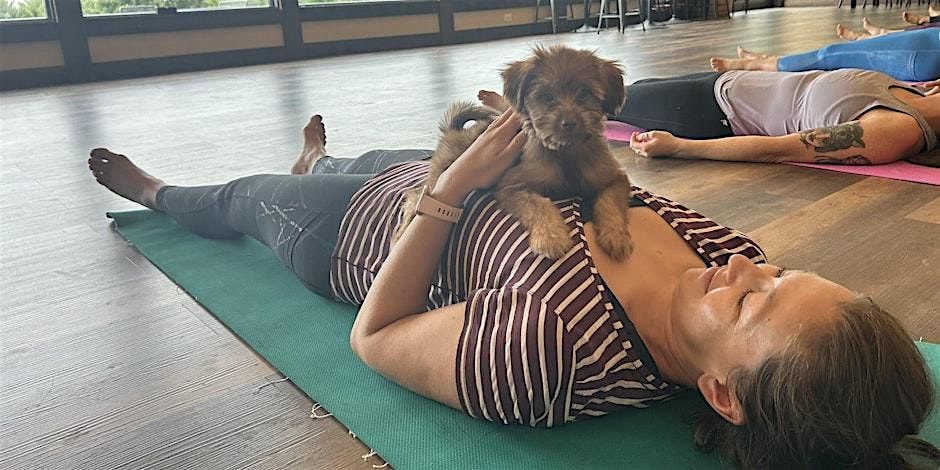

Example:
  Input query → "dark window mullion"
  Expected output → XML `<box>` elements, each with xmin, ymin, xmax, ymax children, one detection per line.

<box><xmin>52</xmin><ymin>0</ymin><xmax>92</xmax><ymax>81</ymax></box>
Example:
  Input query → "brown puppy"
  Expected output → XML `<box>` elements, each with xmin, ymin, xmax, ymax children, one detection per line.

<box><xmin>395</xmin><ymin>45</ymin><xmax>631</xmax><ymax>261</ymax></box>
<box><xmin>392</xmin><ymin>101</ymin><xmax>497</xmax><ymax>243</ymax></box>
<box><xmin>495</xmin><ymin>45</ymin><xmax>632</xmax><ymax>260</ymax></box>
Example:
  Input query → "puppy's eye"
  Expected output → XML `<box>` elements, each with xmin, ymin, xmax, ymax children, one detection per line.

<box><xmin>540</xmin><ymin>93</ymin><xmax>555</xmax><ymax>104</ymax></box>
<box><xmin>577</xmin><ymin>89</ymin><xmax>593</xmax><ymax>101</ymax></box>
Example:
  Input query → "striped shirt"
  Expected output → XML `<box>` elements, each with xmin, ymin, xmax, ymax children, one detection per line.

<box><xmin>331</xmin><ymin>161</ymin><xmax>766</xmax><ymax>427</ymax></box>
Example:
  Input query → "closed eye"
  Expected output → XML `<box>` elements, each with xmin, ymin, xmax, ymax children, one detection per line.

<box><xmin>737</xmin><ymin>289</ymin><xmax>753</xmax><ymax>308</ymax></box>
<box><xmin>738</xmin><ymin>267</ymin><xmax>788</xmax><ymax>309</ymax></box>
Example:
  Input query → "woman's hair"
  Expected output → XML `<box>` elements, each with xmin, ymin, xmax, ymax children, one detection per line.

<box><xmin>692</xmin><ymin>296</ymin><xmax>938</xmax><ymax>469</ymax></box>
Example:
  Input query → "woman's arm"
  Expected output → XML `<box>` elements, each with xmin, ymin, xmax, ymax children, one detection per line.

<box><xmin>349</xmin><ymin>110</ymin><xmax>526</xmax><ymax>408</ymax></box>
<box><xmin>629</xmin><ymin>109</ymin><xmax>924</xmax><ymax>165</ymax></box>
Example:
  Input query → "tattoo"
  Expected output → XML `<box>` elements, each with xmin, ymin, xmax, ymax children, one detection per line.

<box><xmin>799</xmin><ymin>122</ymin><xmax>866</xmax><ymax>153</ymax></box>
<box><xmin>814</xmin><ymin>155</ymin><xmax>873</xmax><ymax>165</ymax></box>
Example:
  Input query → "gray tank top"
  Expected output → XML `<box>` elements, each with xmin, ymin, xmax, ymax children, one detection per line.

<box><xmin>713</xmin><ymin>69</ymin><xmax>937</xmax><ymax>154</ymax></box>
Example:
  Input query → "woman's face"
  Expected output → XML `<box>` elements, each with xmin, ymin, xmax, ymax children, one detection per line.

<box><xmin>670</xmin><ymin>254</ymin><xmax>855</xmax><ymax>376</ymax></box>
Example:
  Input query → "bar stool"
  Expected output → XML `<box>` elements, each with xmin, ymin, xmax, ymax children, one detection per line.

<box><xmin>597</xmin><ymin>0</ymin><xmax>645</xmax><ymax>33</ymax></box>
<box><xmin>535</xmin><ymin>0</ymin><xmax>576</xmax><ymax>34</ymax></box>
<box><xmin>597</xmin><ymin>0</ymin><xmax>625</xmax><ymax>32</ymax></box>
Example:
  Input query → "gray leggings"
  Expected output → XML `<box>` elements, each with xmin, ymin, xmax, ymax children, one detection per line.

<box><xmin>154</xmin><ymin>149</ymin><xmax>433</xmax><ymax>297</ymax></box>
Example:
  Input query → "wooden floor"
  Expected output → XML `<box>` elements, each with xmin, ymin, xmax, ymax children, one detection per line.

<box><xmin>2</xmin><ymin>6</ymin><xmax>938</xmax><ymax>469</ymax></box>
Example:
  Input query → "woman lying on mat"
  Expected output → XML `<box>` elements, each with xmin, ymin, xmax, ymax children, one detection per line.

<box><xmin>904</xmin><ymin>6</ymin><xmax>940</xmax><ymax>26</ymax></box>
<box><xmin>709</xmin><ymin>28</ymin><xmax>940</xmax><ymax>82</ymax></box>
<box><xmin>89</xmin><ymin>111</ymin><xmax>937</xmax><ymax>468</ymax></box>
<box><xmin>481</xmin><ymin>67</ymin><xmax>940</xmax><ymax>167</ymax></box>
<box><xmin>834</xmin><ymin>14</ymin><xmax>939</xmax><ymax>41</ymax></box>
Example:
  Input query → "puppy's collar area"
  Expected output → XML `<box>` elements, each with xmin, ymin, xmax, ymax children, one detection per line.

<box><xmin>416</xmin><ymin>186</ymin><xmax>463</xmax><ymax>223</ymax></box>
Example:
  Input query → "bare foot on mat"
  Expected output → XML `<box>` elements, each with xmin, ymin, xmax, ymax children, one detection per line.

<box><xmin>88</xmin><ymin>148</ymin><xmax>165</xmax><ymax>209</ymax></box>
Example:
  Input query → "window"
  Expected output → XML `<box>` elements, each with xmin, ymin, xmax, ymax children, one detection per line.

<box><xmin>80</xmin><ymin>0</ymin><xmax>273</xmax><ymax>16</ymax></box>
<box><xmin>299</xmin><ymin>0</ymin><xmax>404</xmax><ymax>4</ymax></box>
<box><xmin>1</xmin><ymin>0</ymin><xmax>49</xmax><ymax>20</ymax></box>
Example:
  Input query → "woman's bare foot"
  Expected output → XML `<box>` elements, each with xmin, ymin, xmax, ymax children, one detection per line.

<box><xmin>477</xmin><ymin>90</ymin><xmax>511</xmax><ymax>113</ymax></box>
<box><xmin>290</xmin><ymin>115</ymin><xmax>327</xmax><ymax>175</ymax></box>
<box><xmin>736</xmin><ymin>46</ymin><xmax>771</xmax><ymax>59</ymax></box>
<box><xmin>836</xmin><ymin>23</ymin><xmax>870</xmax><ymax>40</ymax></box>
<box><xmin>861</xmin><ymin>17</ymin><xmax>890</xmax><ymax>36</ymax></box>
<box><xmin>902</xmin><ymin>11</ymin><xmax>928</xmax><ymax>25</ymax></box>
<box><xmin>709</xmin><ymin>55</ymin><xmax>778</xmax><ymax>72</ymax></box>
<box><xmin>88</xmin><ymin>148</ymin><xmax>165</xmax><ymax>209</ymax></box>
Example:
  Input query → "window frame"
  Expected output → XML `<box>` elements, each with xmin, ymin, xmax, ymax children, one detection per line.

<box><xmin>79</xmin><ymin>0</ymin><xmax>279</xmax><ymax>18</ymax></box>
<box><xmin>297</xmin><ymin>0</ymin><xmax>437</xmax><ymax>21</ymax></box>
<box><xmin>83</xmin><ymin>6</ymin><xmax>283</xmax><ymax>37</ymax></box>
<box><xmin>0</xmin><ymin>0</ymin><xmax>56</xmax><ymax>24</ymax></box>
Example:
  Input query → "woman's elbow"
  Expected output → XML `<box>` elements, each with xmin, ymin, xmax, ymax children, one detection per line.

<box><xmin>349</xmin><ymin>319</ymin><xmax>373</xmax><ymax>363</ymax></box>
<box><xmin>860</xmin><ymin>146</ymin><xmax>911</xmax><ymax>165</ymax></box>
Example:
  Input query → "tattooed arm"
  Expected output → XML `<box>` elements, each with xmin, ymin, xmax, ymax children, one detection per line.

<box><xmin>629</xmin><ymin>109</ymin><xmax>925</xmax><ymax>165</ymax></box>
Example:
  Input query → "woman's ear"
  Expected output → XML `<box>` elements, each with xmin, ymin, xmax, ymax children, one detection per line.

<box><xmin>501</xmin><ymin>58</ymin><xmax>536</xmax><ymax>115</ymax></box>
<box><xmin>599</xmin><ymin>59</ymin><xmax>626</xmax><ymax>116</ymax></box>
<box><xmin>697</xmin><ymin>374</ymin><xmax>746</xmax><ymax>426</ymax></box>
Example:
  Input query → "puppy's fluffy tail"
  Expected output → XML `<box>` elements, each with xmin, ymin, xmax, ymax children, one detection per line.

<box><xmin>440</xmin><ymin>101</ymin><xmax>497</xmax><ymax>133</ymax></box>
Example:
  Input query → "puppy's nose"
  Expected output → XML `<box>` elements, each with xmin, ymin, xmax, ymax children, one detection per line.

<box><xmin>561</xmin><ymin>119</ymin><xmax>578</xmax><ymax>131</ymax></box>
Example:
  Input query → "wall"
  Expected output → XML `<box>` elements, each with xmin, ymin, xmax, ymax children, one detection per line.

<box><xmin>0</xmin><ymin>0</ymin><xmax>751</xmax><ymax>90</ymax></box>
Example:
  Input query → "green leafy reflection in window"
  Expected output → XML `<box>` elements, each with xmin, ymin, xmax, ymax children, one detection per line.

<box><xmin>80</xmin><ymin>0</ymin><xmax>272</xmax><ymax>16</ymax></box>
<box><xmin>1</xmin><ymin>0</ymin><xmax>48</xmax><ymax>20</ymax></box>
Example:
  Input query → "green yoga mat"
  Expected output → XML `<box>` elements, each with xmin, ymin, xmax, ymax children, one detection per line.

<box><xmin>109</xmin><ymin>209</ymin><xmax>940</xmax><ymax>469</ymax></box>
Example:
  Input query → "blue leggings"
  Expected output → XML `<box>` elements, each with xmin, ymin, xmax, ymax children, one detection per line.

<box><xmin>777</xmin><ymin>29</ymin><xmax>940</xmax><ymax>82</ymax></box>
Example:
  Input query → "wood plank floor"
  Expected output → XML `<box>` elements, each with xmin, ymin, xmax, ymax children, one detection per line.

<box><xmin>2</xmin><ymin>7</ymin><xmax>938</xmax><ymax>469</ymax></box>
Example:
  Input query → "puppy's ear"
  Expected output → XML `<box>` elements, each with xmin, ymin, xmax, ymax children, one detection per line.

<box><xmin>501</xmin><ymin>58</ymin><xmax>536</xmax><ymax>115</ymax></box>
<box><xmin>598</xmin><ymin>60</ymin><xmax>626</xmax><ymax>115</ymax></box>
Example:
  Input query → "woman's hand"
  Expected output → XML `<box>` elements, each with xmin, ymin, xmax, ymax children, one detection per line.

<box><xmin>433</xmin><ymin>109</ymin><xmax>527</xmax><ymax>205</ymax></box>
<box><xmin>630</xmin><ymin>130</ymin><xmax>682</xmax><ymax>158</ymax></box>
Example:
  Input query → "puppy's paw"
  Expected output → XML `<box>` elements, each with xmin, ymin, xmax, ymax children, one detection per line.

<box><xmin>529</xmin><ymin>222</ymin><xmax>575</xmax><ymax>259</ymax></box>
<box><xmin>596</xmin><ymin>223</ymin><xmax>633</xmax><ymax>261</ymax></box>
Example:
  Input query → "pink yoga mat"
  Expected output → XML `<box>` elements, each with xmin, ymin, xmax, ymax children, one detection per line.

<box><xmin>605</xmin><ymin>121</ymin><xmax>940</xmax><ymax>186</ymax></box>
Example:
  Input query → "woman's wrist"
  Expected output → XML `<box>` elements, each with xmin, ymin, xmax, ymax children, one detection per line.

<box><xmin>673</xmin><ymin>138</ymin><xmax>695</xmax><ymax>158</ymax></box>
<box><xmin>430</xmin><ymin>177</ymin><xmax>473</xmax><ymax>207</ymax></box>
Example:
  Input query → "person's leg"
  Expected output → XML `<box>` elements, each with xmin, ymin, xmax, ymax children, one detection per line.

<box><xmin>913</xmin><ymin>50</ymin><xmax>940</xmax><ymax>83</ymax></box>
<box><xmin>861</xmin><ymin>17</ymin><xmax>894</xmax><ymax>36</ymax></box>
<box><xmin>615</xmin><ymin>72</ymin><xmax>734</xmax><ymax>138</ymax></box>
<box><xmin>89</xmin><ymin>145</ymin><xmax>370</xmax><ymax>296</ymax></box>
<box><xmin>291</xmin><ymin>115</ymin><xmax>434</xmax><ymax>176</ymax></box>
<box><xmin>311</xmin><ymin>149</ymin><xmax>434</xmax><ymax>175</ymax></box>
<box><xmin>90</xmin><ymin>115</ymin><xmax>379</xmax><ymax>296</ymax></box>
<box><xmin>737</xmin><ymin>47</ymin><xmax>773</xmax><ymax>59</ymax></box>
<box><xmin>155</xmin><ymin>172</ymin><xmax>370</xmax><ymax>295</ymax></box>
<box><xmin>777</xmin><ymin>29</ymin><xmax>940</xmax><ymax>81</ymax></box>
<box><xmin>903</xmin><ymin>10</ymin><xmax>930</xmax><ymax>25</ymax></box>
<box><xmin>836</xmin><ymin>23</ymin><xmax>873</xmax><ymax>41</ymax></box>
<box><xmin>709</xmin><ymin>54</ymin><xmax>778</xmax><ymax>72</ymax></box>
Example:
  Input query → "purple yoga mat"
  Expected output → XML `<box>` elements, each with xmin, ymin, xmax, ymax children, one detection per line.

<box><xmin>605</xmin><ymin>121</ymin><xmax>940</xmax><ymax>186</ymax></box>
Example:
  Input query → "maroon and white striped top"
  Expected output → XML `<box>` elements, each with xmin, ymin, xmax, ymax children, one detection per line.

<box><xmin>330</xmin><ymin>161</ymin><xmax>766</xmax><ymax>427</ymax></box>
